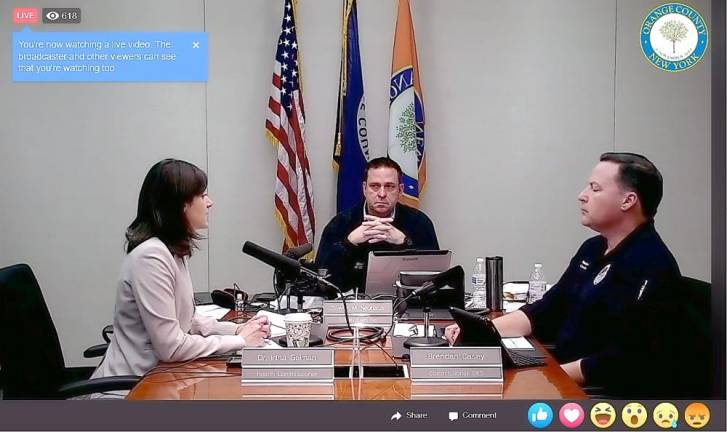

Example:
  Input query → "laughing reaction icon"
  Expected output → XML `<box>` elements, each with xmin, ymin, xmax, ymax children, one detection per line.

<box><xmin>590</xmin><ymin>402</ymin><xmax>615</xmax><ymax>428</ymax></box>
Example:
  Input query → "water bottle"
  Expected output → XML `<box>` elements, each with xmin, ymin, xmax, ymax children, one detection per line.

<box><xmin>235</xmin><ymin>293</ymin><xmax>245</xmax><ymax>316</ymax></box>
<box><xmin>528</xmin><ymin>263</ymin><xmax>547</xmax><ymax>303</ymax></box>
<box><xmin>470</xmin><ymin>257</ymin><xmax>487</xmax><ymax>308</ymax></box>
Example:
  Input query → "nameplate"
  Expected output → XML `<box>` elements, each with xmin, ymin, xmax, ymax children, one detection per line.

<box><xmin>410</xmin><ymin>346</ymin><xmax>502</xmax><ymax>366</ymax></box>
<box><xmin>409</xmin><ymin>366</ymin><xmax>503</xmax><ymax>381</ymax></box>
<box><xmin>241</xmin><ymin>348</ymin><xmax>334</xmax><ymax>367</ymax></box>
<box><xmin>323</xmin><ymin>300</ymin><xmax>393</xmax><ymax>331</ymax></box>
<box><xmin>241</xmin><ymin>348</ymin><xmax>334</xmax><ymax>384</ymax></box>
<box><xmin>323</xmin><ymin>299</ymin><xmax>393</xmax><ymax>316</ymax></box>
<box><xmin>409</xmin><ymin>347</ymin><xmax>503</xmax><ymax>384</ymax></box>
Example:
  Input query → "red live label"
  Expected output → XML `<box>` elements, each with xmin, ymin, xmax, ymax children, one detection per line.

<box><xmin>13</xmin><ymin>8</ymin><xmax>39</xmax><ymax>24</ymax></box>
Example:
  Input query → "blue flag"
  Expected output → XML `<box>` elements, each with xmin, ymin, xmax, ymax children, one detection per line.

<box><xmin>333</xmin><ymin>0</ymin><xmax>369</xmax><ymax>213</ymax></box>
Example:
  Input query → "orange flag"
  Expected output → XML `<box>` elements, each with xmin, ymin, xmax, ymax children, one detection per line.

<box><xmin>387</xmin><ymin>0</ymin><xmax>426</xmax><ymax>207</ymax></box>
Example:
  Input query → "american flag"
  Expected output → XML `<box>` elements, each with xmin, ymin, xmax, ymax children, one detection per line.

<box><xmin>265</xmin><ymin>0</ymin><xmax>315</xmax><ymax>251</ymax></box>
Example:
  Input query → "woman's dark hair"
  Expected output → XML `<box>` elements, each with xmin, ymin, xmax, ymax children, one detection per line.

<box><xmin>600</xmin><ymin>152</ymin><xmax>663</xmax><ymax>218</ymax></box>
<box><xmin>126</xmin><ymin>159</ymin><xmax>208</xmax><ymax>256</ymax></box>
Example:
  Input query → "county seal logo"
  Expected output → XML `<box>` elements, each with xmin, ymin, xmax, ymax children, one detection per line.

<box><xmin>641</xmin><ymin>3</ymin><xmax>708</xmax><ymax>72</ymax></box>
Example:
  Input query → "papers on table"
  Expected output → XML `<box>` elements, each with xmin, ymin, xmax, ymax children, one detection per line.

<box><xmin>261</xmin><ymin>339</ymin><xmax>282</xmax><ymax>349</ymax></box>
<box><xmin>393</xmin><ymin>323</ymin><xmax>436</xmax><ymax>338</ymax></box>
<box><xmin>503</xmin><ymin>301</ymin><xmax>526</xmax><ymax>313</ymax></box>
<box><xmin>502</xmin><ymin>336</ymin><xmax>534</xmax><ymax>350</ymax></box>
<box><xmin>195</xmin><ymin>304</ymin><xmax>229</xmax><ymax>320</ymax></box>
<box><xmin>270</xmin><ymin>295</ymin><xmax>325</xmax><ymax>310</ymax></box>
<box><xmin>503</xmin><ymin>282</ymin><xmax>529</xmax><ymax>301</ymax></box>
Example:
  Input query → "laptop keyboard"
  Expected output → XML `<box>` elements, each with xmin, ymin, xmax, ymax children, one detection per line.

<box><xmin>505</xmin><ymin>348</ymin><xmax>547</xmax><ymax>368</ymax></box>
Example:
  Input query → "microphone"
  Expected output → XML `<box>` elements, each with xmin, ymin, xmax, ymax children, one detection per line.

<box><xmin>284</xmin><ymin>243</ymin><xmax>313</xmax><ymax>259</ymax></box>
<box><xmin>242</xmin><ymin>241</ymin><xmax>301</xmax><ymax>276</ymax></box>
<box><xmin>399</xmin><ymin>266</ymin><xmax>464</xmax><ymax>350</ymax></box>
<box><xmin>243</xmin><ymin>240</ymin><xmax>353</xmax><ymax>331</ymax></box>
<box><xmin>242</xmin><ymin>241</ymin><xmax>341</xmax><ymax>293</ymax></box>
<box><xmin>413</xmin><ymin>265</ymin><xmax>464</xmax><ymax>297</ymax></box>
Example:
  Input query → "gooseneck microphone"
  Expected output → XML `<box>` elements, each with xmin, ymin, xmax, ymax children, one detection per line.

<box><xmin>412</xmin><ymin>265</ymin><xmax>464</xmax><ymax>297</ymax></box>
<box><xmin>242</xmin><ymin>241</ymin><xmax>302</xmax><ymax>276</ymax></box>
<box><xmin>383</xmin><ymin>265</ymin><xmax>466</xmax><ymax>349</ymax></box>
<box><xmin>243</xmin><ymin>241</ymin><xmax>330</xmax><ymax>284</ymax></box>
<box><xmin>242</xmin><ymin>241</ymin><xmax>355</xmax><ymax>331</ymax></box>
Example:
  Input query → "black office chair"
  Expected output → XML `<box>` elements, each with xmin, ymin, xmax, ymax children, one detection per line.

<box><xmin>676</xmin><ymin>276</ymin><xmax>711</xmax><ymax>398</ymax></box>
<box><xmin>585</xmin><ymin>275</ymin><xmax>712</xmax><ymax>399</ymax></box>
<box><xmin>0</xmin><ymin>263</ymin><xmax>139</xmax><ymax>399</ymax></box>
<box><xmin>83</xmin><ymin>325</ymin><xmax>114</xmax><ymax>359</ymax></box>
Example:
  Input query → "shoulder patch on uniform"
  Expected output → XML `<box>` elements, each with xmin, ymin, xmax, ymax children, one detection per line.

<box><xmin>593</xmin><ymin>264</ymin><xmax>611</xmax><ymax>285</ymax></box>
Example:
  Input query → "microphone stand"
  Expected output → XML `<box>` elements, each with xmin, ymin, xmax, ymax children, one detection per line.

<box><xmin>275</xmin><ymin>281</ymin><xmax>311</xmax><ymax>315</ymax></box>
<box><xmin>404</xmin><ymin>266</ymin><xmax>464</xmax><ymax>348</ymax></box>
<box><xmin>240</xmin><ymin>241</ymin><xmax>357</xmax><ymax>347</ymax></box>
<box><xmin>402</xmin><ymin>292</ymin><xmax>447</xmax><ymax>348</ymax></box>
<box><xmin>276</xmin><ymin>263</ymin><xmax>327</xmax><ymax>315</ymax></box>
<box><xmin>274</xmin><ymin>268</ymin><xmax>317</xmax><ymax>315</ymax></box>
<box><xmin>298</xmin><ymin>268</ymin><xmax>357</xmax><ymax>333</ymax></box>
<box><xmin>272</xmin><ymin>271</ymin><xmax>298</xmax><ymax>315</ymax></box>
<box><xmin>397</xmin><ymin>278</ymin><xmax>452</xmax><ymax>349</ymax></box>
<box><xmin>273</xmin><ymin>269</ymin><xmax>284</xmax><ymax>312</ymax></box>
<box><xmin>297</xmin><ymin>268</ymin><xmax>365</xmax><ymax>376</ymax></box>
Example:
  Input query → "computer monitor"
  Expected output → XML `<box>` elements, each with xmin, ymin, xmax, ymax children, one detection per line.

<box><xmin>364</xmin><ymin>250</ymin><xmax>452</xmax><ymax>296</ymax></box>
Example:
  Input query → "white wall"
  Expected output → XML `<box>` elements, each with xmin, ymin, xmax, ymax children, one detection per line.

<box><xmin>616</xmin><ymin>0</ymin><xmax>711</xmax><ymax>281</ymax></box>
<box><xmin>0</xmin><ymin>0</ymin><xmax>210</xmax><ymax>365</ymax></box>
<box><xmin>0</xmin><ymin>0</ymin><xmax>711</xmax><ymax>366</ymax></box>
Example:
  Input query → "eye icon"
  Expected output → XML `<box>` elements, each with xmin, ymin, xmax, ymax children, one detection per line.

<box><xmin>45</xmin><ymin>11</ymin><xmax>59</xmax><ymax>21</ymax></box>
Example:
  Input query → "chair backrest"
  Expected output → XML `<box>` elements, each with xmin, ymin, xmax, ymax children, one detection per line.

<box><xmin>582</xmin><ymin>276</ymin><xmax>712</xmax><ymax>399</ymax></box>
<box><xmin>677</xmin><ymin>276</ymin><xmax>711</xmax><ymax>397</ymax></box>
<box><xmin>0</xmin><ymin>264</ymin><xmax>67</xmax><ymax>398</ymax></box>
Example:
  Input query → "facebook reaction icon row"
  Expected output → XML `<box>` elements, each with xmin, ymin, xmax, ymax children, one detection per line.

<box><xmin>528</xmin><ymin>401</ymin><xmax>710</xmax><ymax>429</ymax></box>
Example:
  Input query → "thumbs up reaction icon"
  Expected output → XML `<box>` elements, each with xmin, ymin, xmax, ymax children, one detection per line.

<box><xmin>528</xmin><ymin>403</ymin><xmax>553</xmax><ymax>428</ymax></box>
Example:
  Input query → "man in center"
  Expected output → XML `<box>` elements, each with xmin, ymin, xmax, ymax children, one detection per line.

<box><xmin>316</xmin><ymin>157</ymin><xmax>439</xmax><ymax>294</ymax></box>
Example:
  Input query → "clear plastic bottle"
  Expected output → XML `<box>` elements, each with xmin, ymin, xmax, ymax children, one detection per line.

<box><xmin>528</xmin><ymin>263</ymin><xmax>547</xmax><ymax>303</ymax></box>
<box><xmin>235</xmin><ymin>293</ymin><xmax>245</xmax><ymax>316</ymax></box>
<box><xmin>470</xmin><ymin>257</ymin><xmax>487</xmax><ymax>308</ymax></box>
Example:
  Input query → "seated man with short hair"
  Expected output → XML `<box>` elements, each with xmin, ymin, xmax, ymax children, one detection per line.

<box><xmin>446</xmin><ymin>152</ymin><xmax>694</xmax><ymax>397</ymax></box>
<box><xmin>316</xmin><ymin>157</ymin><xmax>439</xmax><ymax>294</ymax></box>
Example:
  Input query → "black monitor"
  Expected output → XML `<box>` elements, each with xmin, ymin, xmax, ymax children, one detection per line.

<box><xmin>363</xmin><ymin>249</ymin><xmax>451</xmax><ymax>296</ymax></box>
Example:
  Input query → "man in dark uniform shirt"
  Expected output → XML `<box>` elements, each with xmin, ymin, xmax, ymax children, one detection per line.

<box><xmin>316</xmin><ymin>157</ymin><xmax>439</xmax><ymax>294</ymax></box>
<box><xmin>446</xmin><ymin>153</ymin><xmax>691</xmax><ymax>397</ymax></box>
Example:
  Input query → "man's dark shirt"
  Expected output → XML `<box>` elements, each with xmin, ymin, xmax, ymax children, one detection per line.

<box><xmin>315</xmin><ymin>203</ymin><xmax>439</xmax><ymax>294</ymax></box>
<box><xmin>519</xmin><ymin>221</ymin><xmax>690</xmax><ymax>397</ymax></box>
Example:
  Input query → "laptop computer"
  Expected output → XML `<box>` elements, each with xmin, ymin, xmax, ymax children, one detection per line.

<box><xmin>364</xmin><ymin>250</ymin><xmax>463</xmax><ymax>319</ymax></box>
<box><xmin>449</xmin><ymin>306</ymin><xmax>546</xmax><ymax>368</ymax></box>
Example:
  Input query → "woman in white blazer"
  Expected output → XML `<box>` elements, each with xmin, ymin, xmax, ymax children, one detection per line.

<box><xmin>91</xmin><ymin>159</ymin><xmax>269</xmax><ymax>386</ymax></box>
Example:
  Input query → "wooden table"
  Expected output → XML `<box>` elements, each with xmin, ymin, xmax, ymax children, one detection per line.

<box><xmin>127</xmin><ymin>313</ymin><xmax>587</xmax><ymax>400</ymax></box>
